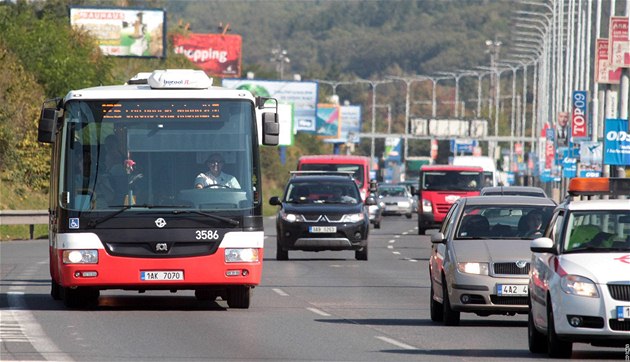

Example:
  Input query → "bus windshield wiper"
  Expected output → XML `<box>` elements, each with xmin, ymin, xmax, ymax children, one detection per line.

<box><xmin>87</xmin><ymin>204</ymin><xmax>191</xmax><ymax>228</ymax></box>
<box><xmin>172</xmin><ymin>209</ymin><xmax>240</xmax><ymax>227</ymax></box>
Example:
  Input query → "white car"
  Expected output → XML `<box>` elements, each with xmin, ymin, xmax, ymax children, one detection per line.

<box><xmin>528</xmin><ymin>178</ymin><xmax>630</xmax><ymax>358</ymax></box>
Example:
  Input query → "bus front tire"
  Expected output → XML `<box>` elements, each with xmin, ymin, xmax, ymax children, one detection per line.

<box><xmin>226</xmin><ymin>286</ymin><xmax>251</xmax><ymax>309</ymax></box>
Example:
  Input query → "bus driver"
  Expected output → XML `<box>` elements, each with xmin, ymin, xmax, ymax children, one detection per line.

<box><xmin>194</xmin><ymin>153</ymin><xmax>241</xmax><ymax>189</ymax></box>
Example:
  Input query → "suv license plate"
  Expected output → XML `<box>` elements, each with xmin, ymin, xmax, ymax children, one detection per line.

<box><xmin>497</xmin><ymin>284</ymin><xmax>528</xmax><ymax>296</ymax></box>
<box><xmin>141</xmin><ymin>271</ymin><xmax>184</xmax><ymax>281</ymax></box>
<box><xmin>617</xmin><ymin>306</ymin><xmax>630</xmax><ymax>320</ymax></box>
<box><xmin>309</xmin><ymin>226</ymin><xmax>336</xmax><ymax>233</ymax></box>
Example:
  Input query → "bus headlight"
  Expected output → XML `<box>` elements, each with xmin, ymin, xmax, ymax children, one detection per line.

<box><xmin>63</xmin><ymin>250</ymin><xmax>98</xmax><ymax>264</ymax></box>
<box><xmin>225</xmin><ymin>248</ymin><xmax>259</xmax><ymax>263</ymax></box>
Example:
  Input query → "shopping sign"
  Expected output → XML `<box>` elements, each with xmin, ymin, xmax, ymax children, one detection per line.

<box><xmin>173</xmin><ymin>33</ymin><xmax>242</xmax><ymax>78</ymax></box>
<box><xmin>571</xmin><ymin>91</ymin><xmax>588</xmax><ymax>139</ymax></box>
<box><xmin>604</xmin><ymin>118</ymin><xmax>630</xmax><ymax>165</ymax></box>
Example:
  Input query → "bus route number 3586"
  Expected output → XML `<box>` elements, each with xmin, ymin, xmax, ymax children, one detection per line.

<box><xmin>196</xmin><ymin>229</ymin><xmax>220</xmax><ymax>240</ymax></box>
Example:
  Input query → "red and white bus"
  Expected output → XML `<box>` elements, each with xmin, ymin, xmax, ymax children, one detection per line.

<box><xmin>297</xmin><ymin>155</ymin><xmax>372</xmax><ymax>200</ymax></box>
<box><xmin>37</xmin><ymin>69</ymin><xmax>279</xmax><ymax>308</ymax></box>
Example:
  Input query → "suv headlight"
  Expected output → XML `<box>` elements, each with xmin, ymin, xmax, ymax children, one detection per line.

<box><xmin>280</xmin><ymin>211</ymin><xmax>305</xmax><ymax>222</ymax></box>
<box><xmin>341</xmin><ymin>213</ymin><xmax>364</xmax><ymax>223</ymax></box>
<box><xmin>560</xmin><ymin>275</ymin><xmax>599</xmax><ymax>297</ymax></box>
<box><xmin>457</xmin><ymin>262</ymin><xmax>489</xmax><ymax>275</ymax></box>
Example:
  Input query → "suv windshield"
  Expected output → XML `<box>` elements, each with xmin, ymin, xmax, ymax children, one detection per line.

<box><xmin>285</xmin><ymin>181</ymin><xmax>360</xmax><ymax>204</ymax></box>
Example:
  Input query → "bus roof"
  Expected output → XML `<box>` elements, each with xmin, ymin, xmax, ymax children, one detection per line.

<box><xmin>420</xmin><ymin>164</ymin><xmax>484</xmax><ymax>172</ymax></box>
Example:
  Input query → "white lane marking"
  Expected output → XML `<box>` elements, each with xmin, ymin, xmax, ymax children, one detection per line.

<box><xmin>394</xmin><ymin>235</ymin><xmax>401</xmax><ymax>238</ymax></box>
<box><xmin>376</xmin><ymin>336</ymin><xmax>417</xmax><ymax>350</ymax></box>
<box><xmin>388</xmin><ymin>240</ymin><xmax>396</xmax><ymax>244</ymax></box>
<box><xmin>306</xmin><ymin>307</ymin><xmax>331</xmax><ymax>317</ymax></box>
<box><xmin>272</xmin><ymin>288</ymin><xmax>289</xmax><ymax>296</ymax></box>
<box><xmin>387</xmin><ymin>245</ymin><xmax>394</xmax><ymax>249</ymax></box>
<box><xmin>402</xmin><ymin>231</ymin><xmax>409</xmax><ymax>235</ymax></box>
<box><xmin>408</xmin><ymin>259</ymin><xmax>418</xmax><ymax>263</ymax></box>
<box><xmin>6</xmin><ymin>292</ymin><xmax>73</xmax><ymax>361</ymax></box>
<box><xmin>392</xmin><ymin>251</ymin><xmax>401</xmax><ymax>255</ymax></box>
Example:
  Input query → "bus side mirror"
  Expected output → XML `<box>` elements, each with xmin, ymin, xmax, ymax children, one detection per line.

<box><xmin>262</xmin><ymin>112</ymin><xmax>279</xmax><ymax>146</ymax></box>
<box><xmin>38</xmin><ymin>107</ymin><xmax>58</xmax><ymax>143</ymax></box>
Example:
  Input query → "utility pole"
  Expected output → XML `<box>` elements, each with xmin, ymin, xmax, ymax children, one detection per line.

<box><xmin>356</xmin><ymin>79</ymin><xmax>393</xmax><ymax>162</ymax></box>
<box><xmin>386</xmin><ymin>76</ymin><xmax>428</xmax><ymax>161</ymax></box>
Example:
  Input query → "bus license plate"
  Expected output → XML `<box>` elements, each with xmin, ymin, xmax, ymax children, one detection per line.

<box><xmin>617</xmin><ymin>306</ymin><xmax>630</xmax><ymax>320</ymax></box>
<box><xmin>309</xmin><ymin>226</ymin><xmax>336</xmax><ymax>233</ymax></box>
<box><xmin>141</xmin><ymin>271</ymin><xmax>184</xmax><ymax>281</ymax></box>
<box><xmin>497</xmin><ymin>284</ymin><xmax>528</xmax><ymax>296</ymax></box>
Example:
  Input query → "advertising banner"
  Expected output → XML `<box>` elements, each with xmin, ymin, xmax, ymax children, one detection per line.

<box><xmin>222</xmin><ymin>79</ymin><xmax>318</xmax><ymax>132</ymax></box>
<box><xmin>70</xmin><ymin>7</ymin><xmax>165</xmax><ymax>58</ymax></box>
<box><xmin>277</xmin><ymin>103</ymin><xmax>294</xmax><ymax>146</ymax></box>
<box><xmin>384</xmin><ymin>137</ymin><xmax>402</xmax><ymax>163</ymax></box>
<box><xmin>595</xmin><ymin>39</ymin><xmax>621</xmax><ymax>84</ymax></box>
<box><xmin>571</xmin><ymin>91</ymin><xmax>588</xmax><ymax>139</ymax></box>
<box><xmin>339</xmin><ymin>105</ymin><xmax>362</xmax><ymax>143</ymax></box>
<box><xmin>556</xmin><ymin>112</ymin><xmax>569</xmax><ymax>147</ymax></box>
<box><xmin>172</xmin><ymin>33</ymin><xmax>242</xmax><ymax>78</ymax></box>
<box><xmin>609</xmin><ymin>17</ymin><xmax>630</xmax><ymax>68</ymax></box>
<box><xmin>315</xmin><ymin>104</ymin><xmax>340</xmax><ymax>137</ymax></box>
<box><xmin>604</xmin><ymin>118</ymin><xmax>630</xmax><ymax>165</ymax></box>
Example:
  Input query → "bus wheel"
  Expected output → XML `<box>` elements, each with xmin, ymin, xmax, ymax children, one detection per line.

<box><xmin>51</xmin><ymin>280</ymin><xmax>62</xmax><ymax>300</ymax></box>
<box><xmin>226</xmin><ymin>286</ymin><xmax>251</xmax><ymax>309</ymax></box>
<box><xmin>63</xmin><ymin>287</ymin><xmax>99</xmax><ymax>309</ymax></box>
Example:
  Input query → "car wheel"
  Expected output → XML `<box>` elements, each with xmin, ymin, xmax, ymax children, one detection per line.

<box><xmin>547</xmin><ymin>300</ymin><xmax>572</xmax><ymax>358</ymax></box>
<box><xmin>355</xmin><ymin>246</ymin><xmax>368</xmax><ymax>261</ymax></box>
<box><xmin>430</xmin><ymin>282</ymin><xmax>443</xmax><ymax>322</ymax></box>
<box><xmin>406</xmin><ymin>213</ymin><xmax>412</xmax><ymax>219</ymax></box>
<box><xmin>375</xmin><ymin>220</ymin><xmax>381</xmax><ymax>229</ymax></box>
<box><xmin>442</xmin><ymin>276</ymin><xmax>460</xmax><ymax>326</ymax></box>
<box><xmin>226</xmin><ymin>286</ymin><xmax>251</xmax><ymax>309</ymax></box>
<box><xmin>528</xmin><ymin>308</ymin><xmax>546</xmax><ymax>353</ymax></box>
<box><xmin>276</xmin><ymin>238</ymin><xmax>288</xmax><ymax>260</ymax></box>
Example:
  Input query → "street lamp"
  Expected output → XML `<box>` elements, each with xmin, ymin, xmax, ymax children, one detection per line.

<box><xmin>437</xmin><ymin>71</ymin><xmax>477</xmax><ymax>118</ymax></box>
<box><xmin>375</xmin><ymin>104</ymin><xmax>392</xmax><ymax>134</ymax></box>
<box><xmin>356</xmin><ymin>79</ymin><xmax>393</xmax><ymax>162</ymax></box>
<box><xmin>270</xmin><ymin>48</ymin><xmax>290</xmax><ymax>80</ymax></box>
<box><xmin>313</xmin><ymin>79</ymin><xmax>356</xmax><ymax>104</ymax></box>
<box><xmin>385</xmin><ymin>76</ymin><xmax>428</xmax><ymax>161</ymax></box>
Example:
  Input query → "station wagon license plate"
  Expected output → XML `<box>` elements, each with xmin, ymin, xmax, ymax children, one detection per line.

<box><xmin>141</xmin><ymin>270</ymin><xmax>184</xmax><ymax>281</ymax></box>
<box><xmin>617</xmin><ymin>306</ymin><xmax>630</xmax><ymax>320</ymax></box>
<box><xmin>497</xmin><ymin>284</ymin><xmax>528</xmax><ymax>296</ymax></box>
<box><xmin>309</xmin><ymin>226</ymin><xmax>336</xmax><ymax>233</ymax></box>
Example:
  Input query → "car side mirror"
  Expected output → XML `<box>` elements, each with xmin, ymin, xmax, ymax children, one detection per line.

<box><xmin>269</xmin><ymin>196</ymin><xmax>281</xmax><ymax>206</ymax></box>
<box><xmin>430</xmin><ymin>232</ymin><xmax>446</xmax><ymax>243</ymax></box>
<box><xmin>530</xmin><ymin>237</ymin><xmax>555</xmax><ymax>254</ymax></box>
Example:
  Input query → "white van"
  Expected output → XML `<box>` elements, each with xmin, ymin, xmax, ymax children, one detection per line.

<box><xmin>452</xmin><ymin>156</ymin><xmax>499</xmax><ymax>187</ymax></box>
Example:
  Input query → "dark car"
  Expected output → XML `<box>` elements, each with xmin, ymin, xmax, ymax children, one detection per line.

<box><xmin>269</xmin><ymin>172</ymin><xmax>375</xmax><ymax>261</ymax></box>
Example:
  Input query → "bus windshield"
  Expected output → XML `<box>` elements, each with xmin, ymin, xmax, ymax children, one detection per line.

<box><xmin>61</xmin><ymin>99</ymin><xmax>258</xmax><ymax>212</ymax></box>
<box><xmin>421</xmin><ymin>171</ymin><xmax>483</xmax><ymax>192</ymax></box>
<box><xmin>299</xmin><ymin>163</ymin><xmax>365</xmax><ymax>188</ymax></box>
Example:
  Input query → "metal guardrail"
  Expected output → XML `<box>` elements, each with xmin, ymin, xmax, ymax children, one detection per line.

<box><xmin>0</xmin><ymin>210</ymin><xmax>48</xmax><ymax>239</ymax></box>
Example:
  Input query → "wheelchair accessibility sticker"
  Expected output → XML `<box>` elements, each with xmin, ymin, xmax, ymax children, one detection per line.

<box><xmin>69</xmin><ymin>218</ymin><xmax>79</xmax><ymax>229</ymax></box>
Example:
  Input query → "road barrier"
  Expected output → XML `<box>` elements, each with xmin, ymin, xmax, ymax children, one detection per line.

<box><xmin>0</xmin><ymin>210</ymin><xmax>48</xmax><ymax>239</ymax></box>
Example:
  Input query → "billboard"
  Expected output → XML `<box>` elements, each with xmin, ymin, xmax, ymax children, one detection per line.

<box><xmin>604</xmin><ymin>118</ymin><xmax>630</xmax><ymax>165</ymax></box>
<box><xmin>339</xmin><ymin>105</ymin><xmax>362</xmax><ymax>143</ymax></box>
<box><xmin>571</xmin><ymin>91</ymin><xmax>588</xmax><ymax>139</ymax></box>
<box><xmin>315</xmin><ymin>104</ymin><xmax>340</xmax><ymax>137</ymax></box>
<box><xmin>172</xmin><ymin>33</ymin><xmax>242</xmax><ymax>78</ymax></box>
<box><xmin>70</xmin><ymin>7</ymin><xmax>165</xmax><ymax>58</ymax></box>
<box><xmin>609</xmin><ymin>17</ymin><xmax>629</xmax><ymax>68</ymax></box>
<box><xmin>221</xmin><ymin>79</ymin><xmax>318</xmax><ymax>132</ymax></box>
<box><xmin>595</xmin><ymin>39</ymin><xmax>621</xmax><ymax>84</ymax></box>
<box><xmin>411</xmin><ymin>118</ymin><xmax>488</xmax><ymax>138</ymax></box>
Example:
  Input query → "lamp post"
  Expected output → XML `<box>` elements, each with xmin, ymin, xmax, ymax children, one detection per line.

<box><xmin>385</xmin><ymin>76</ymin><xmax>428</xmax><ymax>161</ymax></box>
<box><xmin>375</xmin><ymin>104</ymin><xmax>392</xmax><ymax>134</ymax></box>
<box><xmin>436</xmin><ymin>71</ymin><xmax>476</xmax><ymax>118</ymax></box>
<box><xmin>270</xmin><ymin>48</ymin><xmax>290</xmax><ymax>80</ymax></box>
<box><xmin>424</xmin><ymin>76</ymin><xmax>451</xmax><ymax>118</ymax></box>
<box><xmin>356</xmin><ymin>79</ymin><xmax>393</xmax><ymax>162</ymax></box>
<box><xmin>313</xmin><ymin>79</ymin><xmax>356</xmax><ymax>104</ymax></box>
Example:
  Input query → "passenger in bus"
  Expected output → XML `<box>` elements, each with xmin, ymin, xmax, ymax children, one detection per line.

<box><xmin>194</xmin><ymin>153</ymin><xmax>241</xmax><ymax>189</ymax></box>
